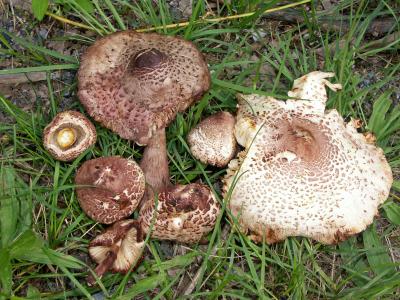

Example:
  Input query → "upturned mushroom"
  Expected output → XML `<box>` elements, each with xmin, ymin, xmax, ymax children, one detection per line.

<box><xmin>77</xmin><ymin>31</ymin><xmax>210</xmax><ymax>193</ymax></box>
<box><xmin>139</xmin><ymin>183</ymin><xmax>221</xmax><ymax>244</ymax></box>
<box><xmin>187</xmin><ymin>111</ymin><xmax>237</xmax><ymax>167</ymax></box>
<box><xmin>43</xmin><ymin>111</ymin><xmax>96</xmax><ymax>161</ymax></box>
<box><xmin>75</xmin><ymin>156</ymin><xmax>145</xmax><ymax>224</ymax></box>
<box><xmin>223</xmin><ymin>71</ymin><xmax>392</xmax><ymax>244</ymax></box>
<box><xmin>88</xmin><ymin>219</ymin><xmax>144</xmax><ymax>285</ymax></box>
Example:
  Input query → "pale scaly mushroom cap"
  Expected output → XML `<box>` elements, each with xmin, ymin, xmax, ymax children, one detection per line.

<box><xmin>224</xmin><ymin>71</ymin><xmax>393</xmax><ymax>244</ymax></box>
<box><xmin>78</xmin><ymin>31</ymin><xmax>210</xmax><ymax>145</ymax></box>
<box><xmin>43</xmin><ymin>111</ymin><xmax>96</xmax><ymax>161</ymax></box>
<box><xmin>88</xmin><ymin>220</ymin><xmax>144</xmax><ymax>285</ymax></box>
<box><xmin>75</xmin><ymin>156</ymin><xmax>145</xmax><ymax>224</ymax></box>
<box><xmin>139</xmin><ymin>183</ymin><xmax>220</xmax><ymax>244</ymax></box>
<box><xmin>188</xmin><ymin>111</ymin><xmax>237</xmax><ymax>167</ymax></box>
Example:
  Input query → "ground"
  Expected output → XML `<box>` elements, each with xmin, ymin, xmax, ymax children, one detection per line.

<box><xmin>0</xmin><ymin>0</ymin><xmax>399</xmax><ymax>299</ymax></box>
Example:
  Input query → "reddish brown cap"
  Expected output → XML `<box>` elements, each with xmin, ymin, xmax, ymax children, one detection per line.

<box><xmin>77</xmin><ymin>31</ymin><xmax>211</xmax><ymax>145</ymax></box>
<box><xmin>75</xmin><ymin>156</ymin><xmax>145</xmax><ymax>224</ymax></box>
<box><xmin>43</xmin><ymin>111</ymin><xmax>96</xmax><ymax>161</ymax></box>
<box><xmin>139</xmin><ymin>183</ymin><xmax>221</xmax><ymax>244</ymax></box>
<box><xmin>188</xmin><ymin>111</ymin><xmax>237</xmax><ymax>167</ymax></box>
<box><xmin>88</xmin><ymin>219</ymin><xmax>144</xmax><ymax>285</ymax></box>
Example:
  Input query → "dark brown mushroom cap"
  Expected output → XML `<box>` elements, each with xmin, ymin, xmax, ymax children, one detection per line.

<box><xmin>88</xmin><ymin>219</ymin><xmax>144</xmax><ymax>284</ymax></box>
<box><xmin>75</xmin><ymin>156</ymin><xmax>145</xmax><ymax>224</ymax></box>
<box><xmin>78</xmin><ymin>31</ymin><xmax>211</xmax><ymax>145</ymax></box>
<box><xmin>43</xmin><ymin>111</ymin><xmax>96</xmax><ymax>161</ymax></box>
<box><xmin>188</xmin><ymin>111</ymin><xmax>237</xmax><ymax>167</ymax></box>
<box><xmin>139</xmin><ymin>183</ymin><xmax>221</xmax><ymax>244</ymax></box>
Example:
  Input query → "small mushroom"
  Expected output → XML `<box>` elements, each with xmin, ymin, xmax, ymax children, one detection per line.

<box><xmin>75</xmin><ymin>156</ymin><xmax>145</xmax><ymax>224</ymax></box>
<box><xmin>77</xmin><ymin>31</ymin><xmax>210</xmax><ymax>193</ymax></box>
<box><xmin>223</xmin><ymin>71</ymin><xmax>393</xmax><ymax>244</ymax></box>
<box><xmin>88</xmin><ymin>219</ymin><xmax>144</xmax><ymax>285</ymax></box>
<box><xmin>187</xmin><ymin>111</ymin><xmax>237</xmax><ymax>167</ymax></box>
<box><xmin>43</xmin><ymin>111</ymin><xmax>96</xmax><ymax>161</ymax></box>
<box><xmin>139</xmin><ymin>183</ymin><xmax>220</xmax><ymax>244</ymax></box>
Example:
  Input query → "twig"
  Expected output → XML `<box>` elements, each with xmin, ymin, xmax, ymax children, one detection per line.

<box><xmin>315</xmin><ymin>30</ymin><xmax>400</xmax><ymax>57</ymax></box>
<box><xmin>262</xmin><ymin>10</ymin><xmax>397</xmax><ymax>36</ymax></box>
<box><xmin>0</xmin><ymin>72</ymin><xmax>47</xmax><ymax>84</ymax></box>
<box><xmin>46</xmin><ymin>0</ymin><xmax>311</xmax><ymax>33</ymax></box>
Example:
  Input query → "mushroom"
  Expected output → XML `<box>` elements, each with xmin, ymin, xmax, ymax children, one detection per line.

<box><xmin>88</xmin><ymin>219</ymin><xmax>144</xmax><ymax>285</ymax></box>
<box><xmin>75</xmin><ymin>156</ymin><xmax>145</xmax><ymax>224</ymax></box>
<box><xmin>43</xmin><ymin>111</ymin><xmax>96</xmax><ymax>161</ymax></box>
<box><xmin>77</xmin><ymin>31</ymin><xmax>210</xmax><ymax>193</ymax></box>
<box><xmin>223</xmin><ymin>71</ymin><xmax>393</xmax><ymax>244</ymax></box>
<box><xmin>187</xmin><ymin>111</ymin><xmax>237</xmax><ymax>167</ymax></box>
<box><xmin>139</xmin><ymin>183</ymin><xmax>221</xmax><ymax>244</ymax></box>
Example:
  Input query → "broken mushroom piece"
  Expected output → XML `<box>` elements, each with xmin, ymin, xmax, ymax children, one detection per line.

<box><xmin>139</xmin><ymin>183</ymin><xmax>221</xmax><ymax>244</ymax></box>
<box><xmin>88</xmin><ymin>220</ymin><xmax>144</xmax><ymax>285</ymax></box>
<box><xmin>43</xmin><ymin>111</ymin><xmax>96</xmax><ymax>161</ymax></box>
<box><xmin>75</xmin><ymin>156</ymin><xmax>145</xmax><ymax>224</ymax></box>
<box><xmin>77</xmin><ymin>31</ymin><xmax>210</xmax><ymax>193</ymax></box>
<box><xmin>224</xmin><ymin>71</ymin><xmax>393</xmax><ymax>245</ymax></box>
<box><xmin>188</xmin><ymin>111</ymin><xmax>238</xmax><ymax>167</ymax></box>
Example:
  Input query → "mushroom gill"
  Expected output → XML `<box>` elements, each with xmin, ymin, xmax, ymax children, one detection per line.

<box><xmin>223</xmin><ymin>71</ymin><xmax>393</xmax><ymax>245</ymax></box>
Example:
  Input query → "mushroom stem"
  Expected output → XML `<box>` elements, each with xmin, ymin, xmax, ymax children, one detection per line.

<box><xmin>140</xmin><ymin>127</ymin><xmax>171</xmax><ymax>194</ymax></box>
<box><xmin>87</xmin><ymin>250</ymin><xmax>117</xmax><ymax>286</ymax></box>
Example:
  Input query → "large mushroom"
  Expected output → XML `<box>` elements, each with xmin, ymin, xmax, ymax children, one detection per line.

<box><xmin>43</xmin><ymin>111</ymin><xmax>96</xmax><ymax>161</ymax></box>
<box><xmin>77</xmin><ymin>31</ymin><xmax>210</xmax><ymax>193</ymax></box>
<box><xmin>75</xmin><ymin>156</ymin><xmax>145</xmax><ymax>224</ymax></box>
<box><xmin>223</xmin><ymin>71</ymin><xmax>392</xmax><ymax>244</ymax></box>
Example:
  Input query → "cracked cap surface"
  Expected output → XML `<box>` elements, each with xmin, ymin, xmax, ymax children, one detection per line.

<box><xmin>223</xmin><ymin>71</ymin><xmax>392</xmax><ymax>244</ymax></box>
<box><xmin>78</xmin><ymin>31</ymin><xmax>210</xmax><ymax>145</ymax></box>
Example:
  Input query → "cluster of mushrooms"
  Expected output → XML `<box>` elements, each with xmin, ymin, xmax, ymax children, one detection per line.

<box><xmin>43</xmin><ymin>31</ymin><xmax>393</xmax><ymax>284</ymax></box>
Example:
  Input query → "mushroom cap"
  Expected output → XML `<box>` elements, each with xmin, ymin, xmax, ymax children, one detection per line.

<box><xmin>89</xmin><ymin>220</ymin><xmax>144</xmax><ymax>275</ymax></box>
<box><xmin>187</xmin><ymin>111</ymin><xmax>237</xmax><ymax>167</ymax></box>
<box><xmin>43</xmin><ymin>111</ymin><xmax>96</xmax><ymax>161</ymax></box>
<box><xmin>223</xmin><ymin>71</ymin><xmax>392</xmax><ymax>244</ymax></box>
<box><xmin>78</xmin><ymin>31</ymin><xmax>211</xmax><ymax>145</ymax></box>
<box><xmin>75</xmin><ymin>156</ymin><xmax>145</xmax><ymax>224</ymax></box>
<box><xmin>139</xmin><ymin>183</ymin><xmax>221</xmax><ymax>244</ymax></box>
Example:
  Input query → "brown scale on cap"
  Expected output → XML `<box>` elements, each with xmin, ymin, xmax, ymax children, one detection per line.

<box><xmin>139</xmin><ymin>183</ymin><xmax>221</xmax><ymax>244</ymax></box>
<box><xmin>224</xmin><ymin>71</ymin><xmax>393</xmax><ymax>245</ymax></box>
<box><xmin>88</xmin><ymin>219</ymin><xmax>144</xmax><ymax>285</ymax></box>
<box><xmin>188</xmin><ymin>111</ymin><xmax>238</xmax><ymax>167</ymax></box>
<box><xmin>43</xmin><ymin>111</ymin><xmax>96</xmax><ymax>161</ymax></box>
<box><xmin>77</xmin><ymin>31</ymin><xmax>211</xmax><ymax>193</ymax></box>
<box><xmin>75</xmin><ymin>156</ymin><xmax>145</xmax><ymax>224</ymax></box>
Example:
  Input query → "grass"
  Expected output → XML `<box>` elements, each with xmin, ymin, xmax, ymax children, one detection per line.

<box><xmin>1</xmin><ymin>0</ymin><xmax>400</xmax><ymax>299</ymax></box>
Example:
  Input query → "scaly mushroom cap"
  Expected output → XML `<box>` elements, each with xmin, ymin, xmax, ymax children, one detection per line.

<box><xmin>78</xmin><ymin>31</ymin><xmax>210</xmax><ymax>145</ymax></box>
<box><xmin>188</xmin><ymin>111</ymin><xmax>237</xmax><ymax>167</ymax></box>
<box><xmin>88</xmin><ymin>220</ymin><xmax>144</xmax><ymax>284</ymax></box>
<box><xmin>75</xmin><ymin>156</ymin><xmax>145</xmax><ymax>224</ymax></box>
<box><xmin>224</xmin><ymin>71</ymin><xmax>392</xmax><ymax>244</ymax></box>
<box><xmin>139</xmin><ymin>183</ymin><xmax>220</xmax><ymax>244</ymax></box>
<box><xmin>43</xmin><ymin>111</ymin><xmax>96</xmax><ymax>161</ymax></box>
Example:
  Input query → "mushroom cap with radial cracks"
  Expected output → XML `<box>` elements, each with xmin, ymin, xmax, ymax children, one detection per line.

<box><xmin>43</xmin><ymin>111</ymin><xmax>96</xmax><ymax>161</ymax></box>
<box><xmin>223</xmin><ymin>72</ymin><xmax>393</xmax><ymax>245</ymax></box>
<box><xmin>75</xmin><ymin>156</ymin><xmax>145</xmax><ymax>224</ymax></box>
<box><xmin>188</xmin><ymin>111</ymin><xmax>238</xmax><ymax>167</ymax></box>
<box><xmin>77</xmin><ymin>31</ymin><xmax>211</xmax><ymax>145</ymax></box>
<box><xmin>139</xmin><ymin>183</ymin><xmax>221</xmax><ymax>244</ymax></box>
